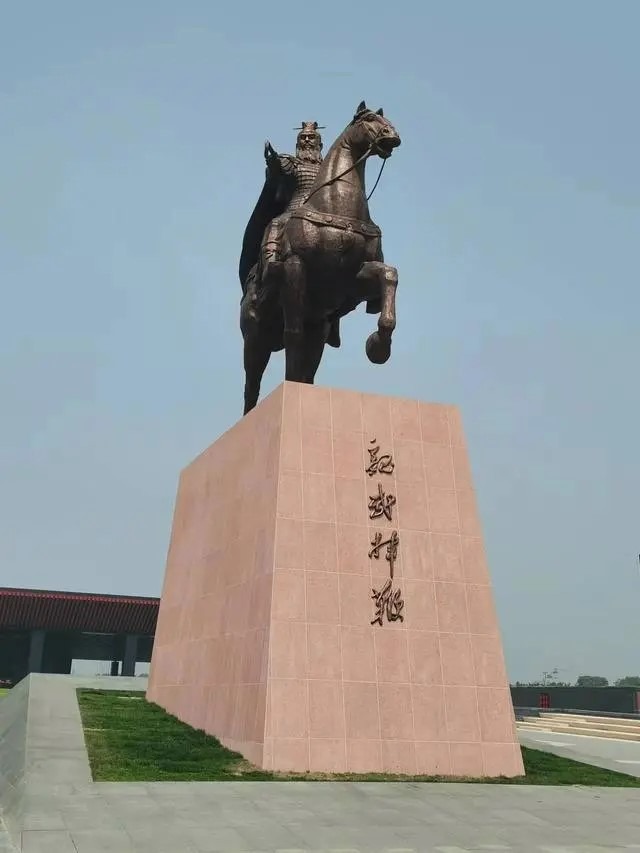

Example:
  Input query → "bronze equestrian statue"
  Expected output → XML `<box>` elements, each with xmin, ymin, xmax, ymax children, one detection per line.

<box><xmin>239</xmin><ymin>101</ymin><xmax>401</xmax><ymax>414</ymax></box>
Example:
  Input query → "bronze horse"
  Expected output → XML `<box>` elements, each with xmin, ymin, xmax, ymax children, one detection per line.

<box><xmin>240</xmin><ymin>101</ymin><xmax>401</xmax><ymax>414</ymax></box>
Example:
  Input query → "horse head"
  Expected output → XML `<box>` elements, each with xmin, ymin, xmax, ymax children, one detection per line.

<box><xmin>348</xmin><ymin>100</ymin><xmax>401</xmax><ymax>160</ymax></box>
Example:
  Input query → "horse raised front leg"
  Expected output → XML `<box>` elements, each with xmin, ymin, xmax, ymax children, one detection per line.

<box><xmin>357</xmin><ymin>261</ymin><xmax>398</xmax><ymax>364</ymax></box>
<box><xmin>281</xmin><ymin>255</ymin><xmax>307</xmax><ymax>382</ymax></box>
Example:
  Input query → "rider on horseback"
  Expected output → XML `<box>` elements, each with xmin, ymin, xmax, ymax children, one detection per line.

<box><xmin>239</xmin><ymin>122</ymin><xmax>341</xmax><ymax>348</ymax></box>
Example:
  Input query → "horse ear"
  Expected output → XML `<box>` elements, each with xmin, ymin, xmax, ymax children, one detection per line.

<box><xmin>357</xmin><ymin>100</ymin><xmax>367</xmax><ymax>113</ymax></box>
<box><xmin>376</xmin><ymin>107</ymin><xmax>384</xmax><ymax>117</ymax></box>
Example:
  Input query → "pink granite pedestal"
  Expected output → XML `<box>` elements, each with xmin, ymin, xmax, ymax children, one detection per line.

<box><xmin>147</xmin><ymin>382</ymin><xmax>524</xmax><ymax>777</ymax></box>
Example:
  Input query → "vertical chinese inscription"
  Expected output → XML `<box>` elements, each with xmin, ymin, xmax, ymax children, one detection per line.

<box><xmin>366</xmin><ymin>438</ymin><xmax>404</xmax><ymax>626</ymax></box>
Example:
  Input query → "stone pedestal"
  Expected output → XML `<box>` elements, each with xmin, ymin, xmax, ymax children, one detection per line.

<box><xmin>147</xmin><ymin>382</ymin><xmax>523</xmax><ymax>777</ymax></box>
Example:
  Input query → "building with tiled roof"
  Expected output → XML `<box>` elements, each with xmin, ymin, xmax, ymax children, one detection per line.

<box><xmin>0</xmin><ymin>586</ymin><xmax>159</xmax><ymax>684</ymax></box>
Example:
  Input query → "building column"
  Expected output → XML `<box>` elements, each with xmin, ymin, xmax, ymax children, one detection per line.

<box><xmin>110</xmin><ymin>660</ymin><xmax>119</xmax><ymax>676</ymax></box>
<box><xmin>122</xmin><ymin>634</ymin><xmax>138</xmax><ymax>677</ymax></box>
<box><xmin>28</xmin><ymin>629</ymin><xmax>46</xmax><ymax>673</ymax></box>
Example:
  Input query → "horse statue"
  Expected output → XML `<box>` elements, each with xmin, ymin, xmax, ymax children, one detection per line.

<box><xmin>239</xmin><ymin>100</ymin><xmax>401</xmax><ymax>414</ymax></box>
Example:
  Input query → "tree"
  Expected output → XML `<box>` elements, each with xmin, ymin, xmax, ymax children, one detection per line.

<box><xmin>614</xmin><ymin>676</ymin><xmax>640</xmax><ymax>688</ymax></box>
<box><xmin>575</xmin><ymin>675</ymin><xmax>609</xmax><ymax>688</ymax></box>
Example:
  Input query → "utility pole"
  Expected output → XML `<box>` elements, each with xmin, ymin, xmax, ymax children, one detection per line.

<box><xmin>542</xmin><ymin>668</ymin><xmax>560</xmax><ymax>686</ymax></box>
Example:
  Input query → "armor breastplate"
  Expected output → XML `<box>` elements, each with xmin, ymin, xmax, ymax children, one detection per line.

<box><xmin>287</xmin><ymin>160</ymin><xmax>321</xmax><ymax>210</ymax></box>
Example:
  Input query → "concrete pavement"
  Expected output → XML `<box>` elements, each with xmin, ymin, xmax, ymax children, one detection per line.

<box><xmin>519</xmin><ymin>727</ymin><xmax>640</xmax><ymax>778</ymax></box>
<box><xmin>3</xmin><ymin>676</ymin><xmax>640</xmax><ymax>851</ymax></box>
<box><xmin>13</xmin><ymin>780</ymin><xmax>640</xmax><ymax>852</ymax></box>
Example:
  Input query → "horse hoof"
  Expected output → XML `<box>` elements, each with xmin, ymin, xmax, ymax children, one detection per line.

<box><xmin>366</xmin><ymin>331</ymin><xmax>391</xmax><ymax>364</ymax></box>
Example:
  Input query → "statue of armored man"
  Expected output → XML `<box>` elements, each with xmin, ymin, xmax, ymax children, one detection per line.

<box><xmin>239</xmin><ymin>100</ymin><xmax>401</xmax><ymax>415</ymax></box>
<box><xmin>239</xmin><ymin>121</ymin><xmax>341</xmax><ymax>348</ymax></box>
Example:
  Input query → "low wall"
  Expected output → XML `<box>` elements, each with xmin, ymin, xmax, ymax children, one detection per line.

<box><xmin>0</xmin><ymin>676</ymin><xmax>29</xmax><ymax>842</ymax></box>
<box><xmin>511</xmin><ymin>686</ymin><xmax>639</xmax><ymax>714</ymax></box>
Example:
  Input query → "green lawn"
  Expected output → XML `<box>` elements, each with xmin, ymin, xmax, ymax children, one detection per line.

<box><xmin>0</xmin><ymin>689</ymin><xmax>8</xmax><ymax>698</ymax></box>
<box><xmin>77</xmin><ymin>689</ymin><xmax>640</xmax><ymax>787</ymax></box>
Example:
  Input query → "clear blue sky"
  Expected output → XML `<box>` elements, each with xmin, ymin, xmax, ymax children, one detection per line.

<box><xmin>1</xmin><ymin>1</ymin><xmax>638</xmax><ymax>683</ymax></box>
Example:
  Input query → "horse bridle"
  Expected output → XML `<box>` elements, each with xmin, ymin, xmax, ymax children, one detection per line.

<box><xmin>303</xmin><ymin>126</ymin><xmax>390</xmax><ymax>205</ymax></box>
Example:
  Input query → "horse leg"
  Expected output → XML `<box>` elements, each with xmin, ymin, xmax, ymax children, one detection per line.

<box><xmin>240</xmin><ymin>276</ymin><xmax>272</xmax><ymax>415</ymax></box>
<box><xmin>243</xmin><ymin>331</ymin><xmax>271</xmax><ymax>415</ymax></box>
<box><xmin>356</xmin><ymin>261</ymin><xmax>398</xmax><ymax>364</ymax></box>
<box><xmin>302</xmin><ymin>319</ymin><xmax>330</xmax><ymax>383</ymax></box>
<box><xmin>281</xmin><ymin>255</ymin><xmax>307</xmax><ymax>382</ymax></box>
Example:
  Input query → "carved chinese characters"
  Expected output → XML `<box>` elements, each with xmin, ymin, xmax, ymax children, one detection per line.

<box><xmin>366</xmin><ymin>438</ymin><xmax>404</xmax><ymax>626</ymax></box>
<box><xmin>371</xmin><ymin>579</ymin><xmax>404</xmax><ymax>626</ymax></box>
<box><xmin>368</xmin><ymin>482</ymin><xmax>396</xmax><ymax>521</ymax></box>
<box><xmin>366</xmin><ymin>440</ymin><xmax>395</xmax><ymax>477</ymax></box>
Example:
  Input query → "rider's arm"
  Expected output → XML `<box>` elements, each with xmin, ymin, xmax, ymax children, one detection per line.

<box><xmin>264</xmin><ymin>141</ymin><xmax>283</xmax><ymax>177</ymax></box>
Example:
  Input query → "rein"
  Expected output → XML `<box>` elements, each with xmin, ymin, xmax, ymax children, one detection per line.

<box><xmin>366</xmin><ymin>158</ymin><xmax>386</xmax><ymax>201</ymax></box>
<box><xmin>303</xmin><ymin>136</ymin><xmax>388</xmax><ymax>205</ymax></box>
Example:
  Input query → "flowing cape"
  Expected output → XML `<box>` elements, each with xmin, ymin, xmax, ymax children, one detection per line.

<box><xmin>239</xmin><ymin>158</ymin><xmax>295</xmax><ymax>289</ymax></box>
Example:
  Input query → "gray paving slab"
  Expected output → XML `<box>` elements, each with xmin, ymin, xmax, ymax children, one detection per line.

<box><xmin>21</xmin><ymin>830</ymin><xmax>77</xmax><ymax>853</ymax></box>
<box><xmin>70</xmin><ymin>828</ymin><xmax>139</xmax><ymax>852</ymax></box>
<box><xmin>520</xmin><ymin>727</ymin><xmax>640</xmax><ymax>777</ymax></box>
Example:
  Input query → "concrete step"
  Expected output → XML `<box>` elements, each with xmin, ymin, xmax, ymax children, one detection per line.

<box><xmin>517</xmin><ymin>719</ymin><xmax>640</xmax><ymax>741</ymax></box>
<box><xmin>539</xmin><ymin>713</ymin><xmax>640</xmax><ymax>728</ymax></box>
<box><xmin>524</xmin><ymin>714</ymin><xmax>640</xmax><ymax>735</ymax></box>
<box><xmin>562</xmin><ymin>720</ymin><xmax>640</xmax><ymax>735</ymax></box>
<box><xmin>524</xmin><ymin>712</ymin><xmax>640</xmax><ymax>728</ymax></box>
<box><xmin>529</xmin><ymin>715</ymin><xmax>640</xmax><ymax>729</ymax></box>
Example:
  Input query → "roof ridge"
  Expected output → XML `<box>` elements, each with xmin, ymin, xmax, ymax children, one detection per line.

<box><xmin>0</xmin><ymin>586</ymin><xmax>159</xmax><ymax>604</ymax></box>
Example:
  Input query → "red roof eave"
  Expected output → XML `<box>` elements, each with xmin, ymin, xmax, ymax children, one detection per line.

<box><xmin>0</xmin><ymin>587</ymin><xmax>160</xmax><ymax>635</ymax></box>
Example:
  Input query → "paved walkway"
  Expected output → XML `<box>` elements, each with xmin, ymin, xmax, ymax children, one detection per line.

<box><xmin>519</xmin><ymin>728</ymin><xmax>640</xmax><ymax>778</ymax></box>
<box><xmin>3</xmin><ymin>676</ymin><xmax>640</xmax><ymax>851</ymax></box>
<box><xmin>14</xmin><ymin>781</ymin><xmax>640</xmax><ymax>852</ymax></box>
